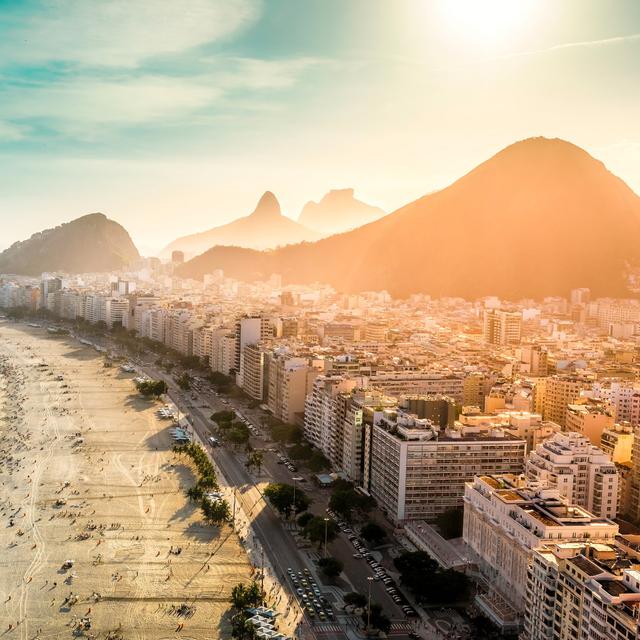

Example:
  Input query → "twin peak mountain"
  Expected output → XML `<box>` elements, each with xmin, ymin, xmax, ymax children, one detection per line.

<box><xmin>160</xmin><ymin>189</ymin><xmax>385</xmax><ymax>259</ymax></box>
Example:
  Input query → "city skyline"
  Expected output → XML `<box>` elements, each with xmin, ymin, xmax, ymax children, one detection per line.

<box><xmin>1</xmin><ymin>0</ymin><xmax>639</xmax><ymax>254</ymax></box>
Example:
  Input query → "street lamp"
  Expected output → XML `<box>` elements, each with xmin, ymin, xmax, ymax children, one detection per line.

<box><xmin>323</xmin><ymin>517</ymin><xmax>330</xmax><ymax>557</ymax></box>
<box><xmin>291</xmin><ymin>476</ymin><xmax>303</xmax><ymax>523</ymax></box>
<box><xmin>366</xmin><ymin>576</ymin><xmax>374</xmax><ymax>634</ymax></box>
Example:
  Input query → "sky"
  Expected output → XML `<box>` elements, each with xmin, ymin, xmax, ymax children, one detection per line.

<box><xmin>0</xmin><ymin>0</ymin><xmax>639</xmax><ymax>255</ymax></box>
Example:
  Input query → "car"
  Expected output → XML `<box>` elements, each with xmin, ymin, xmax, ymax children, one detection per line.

<box><xmin>307</xmin><ymin>609</ymin><xmax>315</xmax><ymax>618</ymax></box>
<box><xmin>297</xmin><ymin>588</ymin><xmax>304</xmax><ymax>596</ymax></box>
<box><xmin>326</xmin><ymin>609</ymin><xmax>334</xmax><ymax>618</ymax></box>
<box><xmin>373</xmin><ymin>575</ymin><xmax>381</xmax><ymax>581</ymax></box>
<box><xmin>353</xmin><ymin>553</ymin><xmax>362</xmax><ymax>559</ymax></box>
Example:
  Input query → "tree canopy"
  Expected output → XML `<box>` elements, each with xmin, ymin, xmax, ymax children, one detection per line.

<box><xmin>318</xmin><ymin>556</ymin><xmax>343</xmax><ymax>580</ymax></box>
<box><xmin>360</xmin><ymin>521</ymin><xmax>387</xmax><ymax>546</ymax></box>
<box><xmin>263</xmin><ymin>483</ymin><xmax>310</xmax><ymax>518</ymax></box>
<box><xmin>394</xmin><ymin>551</ymin><xmax>470</xmax><ymax>604</ymax></box>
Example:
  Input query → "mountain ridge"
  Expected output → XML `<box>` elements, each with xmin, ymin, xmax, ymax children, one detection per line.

<box><xmin>160</xmin><ymin>191</ymin><xmax>319</xmax><ymax>259</ymax></box>
<box><xmin>177</xmin><ymin>137</ymin><xmax>640</xmax><ymax>299</ymax></box>
<box><xmin>0</xmin><ymin>212</ymin><xmax>140</xmax><ymax>276</ymax></box>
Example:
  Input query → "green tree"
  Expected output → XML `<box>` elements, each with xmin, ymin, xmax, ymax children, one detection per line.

<box><xmin>360</xmin><ymin>521</ymin><xmax>387</xmax><ymax>546</ymax></box>
<box><xmin>308</xmin><ymin>450</ymin><xmax>331</xmax><ymax>472</ymax></box>
<box><xmin>288</xmin><ymin>443</ymin><xmax>313</xmax><ymax>460</ymax></box>
<box><xmin>296</xmin><ymin>512</ymin><xmax>314</xmax><ymax>528</ymax></box>
<box><xmin>211</xmin><ymin>410</ymin><xmax>235</xmax><ymax>423</ymax></box>
<box><xmin>135</xmin><ymin>378</ymin><xmax>167</xmax><ymax>397</ymax></box>
<box><xmin>329</xmin><ymin>485</ymin><xmax>374</xmax><ymax>522</ymax></box>
<box><xmin>201</xmin><ymin>498</ymin><xmax>231</xmax><ymax>525</ymax></box>
<box><xmin>176</xmin><ymin>372</ymin><xmax>192</xmax><ymax>390</ymax></box>
<box><xmin>246</xmin><ymin>450</ymin><xmax>264</xmax><ymax>474</ymax></box>
<box><xmin>302</xmin><ymin>516</ymin><xmax>338</xmax><ymax>548</ymax></box>
<box><xmin>318</xmin><ymin>556</ymin><xmax>343</xmax><ymax>580</ymax></box>
<box><xmin>362</xmin><ymin>603</ymin><xmax>391</xmax><ymax>634</ymax></box>
<box><xmin>263</xmin><ymin>483</ymin><xmax>310</xmax><ymax>518</ymax></box>
<box><xmin>186</xmin><ymin>485</ymin><xmax>204</xmax><ymax>502</ymax></box>
<box><xmin>231</xmin><ymin>581</ymin><xmax>262</xmax><ymax>610</ymax></box>
<box><xmin>394</xmin><ymin>551</ymin><xmax>470</xmax><ymax>604</ymax></box>
<box><xmin>343</xmin><ymin>592</ymin><xmax>367</xmax><ymax>608</ymax></box>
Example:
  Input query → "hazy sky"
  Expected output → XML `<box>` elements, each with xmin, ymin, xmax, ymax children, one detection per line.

<box><xmin>1</xmin><ymin>0</ymin><xmax>639</xmax><ymax>255</ymax></box>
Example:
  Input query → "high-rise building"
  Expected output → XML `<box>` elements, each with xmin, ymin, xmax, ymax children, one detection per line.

<box><xmin>523</xmin><ymin>541</ymin><xmax>640</xmax><ymax>640</ymax></box>
<box><xmin>565</xmin><ymin>400</ymin><xmax>615</xmax><ymax>444</ymax></box>
<box><xmin>600</xmin><ymin>423</ymin><xmax>634</xmax><ymax>464</ymax></box>
<box><xmin>241</xmin><ymin>343</ymin><xmax>267</xmax><ymax>401</ymax></box>
<box><xmin>266</xmin><ymin>352</ymin><xmax>322</xmax><ymax>425</ymax></box>
<box><xmin>364</xmin><ymin>414</ymin><xmax>526</xmax><ymax>522</ymax></box>
<box><xmin>542</xmin><ymin>375</ymin><xmax>592</xmax><ymax>427</ymax></box>
<box><xmin>234</xmin><ymin>316</ymin><xmax>272</xmax><ymax>385</ymax></box>
<box><xmin>525</xmin><ymin>431</ymin><xmax>619</xmax><ymax>518</ymax></box>
<box><xmin>171</xmin><ymin>250</ymin><xmax>185</xmax><ymax>264</ymax></box>
<box><xmin>463</xmin><ymin>474</ymin><xmax>618</xmax><ymax>630</ymax></box>
<box><xmin>483</xmin><ymin>309</ymin><xmax>522</xmax><ymax>346</ymax></box>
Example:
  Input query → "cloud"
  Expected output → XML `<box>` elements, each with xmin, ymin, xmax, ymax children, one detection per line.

<box><xmin>504</xmin><ymin>32</ymin><xmax>640</xmax><ymax>60</ymax></box>
<box><xmin>0</xmin><ymin>120</ymin><xmax>27</xmax><ymax>141</ymax></box>
<box><xmin>1</xmin><ymin>76</ymin><xmax>221</xmax><ymax>129</ymax></box>
<box><xmin>0</xmin><ymin>0</ymin><xmax>261</xmax><ymax>68</ymax></box>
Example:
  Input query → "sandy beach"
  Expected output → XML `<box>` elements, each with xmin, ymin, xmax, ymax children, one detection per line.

<box><xmin>0</xmin><ymin>323</ymin><xmax>251</xmax><ymax>640</ymax></box>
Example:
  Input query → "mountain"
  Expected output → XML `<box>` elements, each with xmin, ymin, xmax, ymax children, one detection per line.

<box><xmin>297</xmin><ymin>188</ymin><xmax>385</xmax><ymax>234</ymax></box>
<box><xmin>0</xmin><ymin>213</ymin><xmax>140</xmax><ymax>276</ymax></box>
<box><xmin>177</xmin><ymin>138</ymin><xmax>640</xmax><ymax>299</ymax></box>
<box><xmin>160</xmin><ymin>191</ymin><xmax>320</xmax><ymax>259</ymax></box>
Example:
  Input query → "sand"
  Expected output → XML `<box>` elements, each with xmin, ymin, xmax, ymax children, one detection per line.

<box><xmin>0</xmin><ymin>323</ymin><xmax>251</xmax><ymax>640</ymax></box>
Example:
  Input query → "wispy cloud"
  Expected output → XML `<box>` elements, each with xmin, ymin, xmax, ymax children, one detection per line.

<box><xmin>0</xmin><ymin>120</ymin><xmax>27</xmax><ymax>141</ymax></box>
<box><xmin>0</xmin><ymin>0</ymin><xmax>261</xmax><ymax>68</ymax></box>
<box><xmin>503</xmin><ymin>32</ymin><xmax>640</xmax><ymax>60</ymax></box>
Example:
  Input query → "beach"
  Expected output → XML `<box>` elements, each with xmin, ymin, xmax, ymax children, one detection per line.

<box><xmin>0</xmin><ymin>322</ymin><xmax>251</xmax><ymax>640</ymax></box>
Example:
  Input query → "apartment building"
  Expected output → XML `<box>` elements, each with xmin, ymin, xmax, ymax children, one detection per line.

<box><xmin>303</xmin><ymin>375</ymin><xmax>359</xmax><ymax>456</ymax></box>
<box><xmin>367</xmin><ymin>371</ymin><xmax>464</xmax><ymax>404</ymax></box>
<box><xmin>210</xmin><ymin>328</ymin><xmax>236</xmax><ymax>376</ymax></box>
<box><xmin>365</xmin><ymin>413</ymin><xmax>526</xmax><ymax>523</ymax></box>
<box><xmin>163</xmin><ymin>309</ymin><xmax>195</xmax><ymax>356</ymax></box>
<box><xmin>482</xmin><ymin>309</ymin><xmax>522</xmax><ymax>346</ymax></box>
<box><xmin>266</xmin><ymin>351</ymin><xmax>322</xmax><ymax>424</ymax></box>
<box><xmin>593</xmin><ymin>380</ymin><xmax>640</xmax><ymax>426</ymax></box>
<box><xmin>523</xmin><ymin>542</ymin><xmax>640</xmax><ymax>640</ymax></box>
<box><xmin>542</xmin><ymin>375</ymin><xmax>592</xmax><ymax>427</ymax></box>
<box><xmin>235</xmin><ymin>316</ymin><xmax>272</xmax><ymax>386</ymax></box>
<box><xmin>565</xmin><ymin>400</ymin><xmax>615</xmax><ymax>444</ymax></box>
<box><xmin>398</xmin><ymin>394</ymin><xmax>457</xmax><ymax>428</ymax></box>
<box><xmin>192</xmin><ymin>325</ymin><xmax>213</xmax><ymax>364</ymax></box>
<box><xmin>463</xmin><ymin>474</ymin><xmax>618</xmax><ymax>628</ymax></box>
<box><xmin>600</xmin><ymin>423</ymin><xmax>634</xmax><ymax>464</ymax></box>
<box><xmin>525</xmin><ymin>431</ymin><xmax>619</xmax><ymax>518</ymax></box>
<box><xmin>241</xmin><ymin>343</ymin><xmax>267</xmax><ymax>401</ymax></box>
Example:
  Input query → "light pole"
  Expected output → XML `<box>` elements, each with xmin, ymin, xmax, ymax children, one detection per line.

<box><xmin>323</xmin><ymin>517</ymin><xmax>330</xmax><ymax>557</ymax></box>
<box><xmin>291</xmin><ymin>477</ymin><xmax>302</xmax><ymax>524</ymax></box>
<box><xmin>366</xmin><ymin>576</ymin><xmax>373</xmax><ymax>634</ymax></box>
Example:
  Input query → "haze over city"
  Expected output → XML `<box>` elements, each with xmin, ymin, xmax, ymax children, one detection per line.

<box><xmin>0</xmin><ymin>0</ymin><xmax>639</xmax><ymax>254</ymax></box>
<box><xmin>2</xmin><ymin>2</ymin><xmax>640</xmax><ymax>640</ymax></box>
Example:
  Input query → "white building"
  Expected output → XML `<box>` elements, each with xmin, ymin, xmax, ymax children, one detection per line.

<box><xmin>525</xmin><ymin>431</ymin><xmax>619</xmax><ymax>519</ymax></box>
<box><xmin>365</xmin><ymin>413</ymin><xmax>526</xmax><ymax>522</ymax></box>
<box><xmin>463</xmin><ymin>474</ymin><xmax>618</xmax><ymax>628</ymax></box>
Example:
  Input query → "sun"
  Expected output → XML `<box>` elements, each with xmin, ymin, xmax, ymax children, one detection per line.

<box><xmin>436</xmin><ymin>0</ymin><xmax>538</xmax><ymax>46</ymax></box>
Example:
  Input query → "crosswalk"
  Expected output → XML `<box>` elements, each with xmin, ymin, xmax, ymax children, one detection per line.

<box><xmin>312</xmin><ymin>623</ymin><xmax>343</xmax><ymax>633</ymax></box>
<box><xmin>389</xmin><ymin>621</ymin><xmax>414</xmax><ymax>634</ymax></box>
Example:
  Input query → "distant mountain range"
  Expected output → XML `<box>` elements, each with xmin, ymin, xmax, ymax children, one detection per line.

<box><xmin>177</xmin><ymin>137</ymin><xmax>640</xmax><ymax>299</ymax></box>
<box><xmin>160</xmin><ymin>189</ymin><xmax>385</xmax><ymax>259</ymax></box>
<box><xmin>0</xmin><ymin>213</ymin><xmax>139</xmax><ymax>276</ymax></box>
<box><xmin>297</xmin><ymin>188</ymin><xmax>385</xmax><ymax>234</ymax></box>
<box><xmin>160</xmin><ymin>191</ymin><xmax>319</xmax><ymax>259</ymax></box>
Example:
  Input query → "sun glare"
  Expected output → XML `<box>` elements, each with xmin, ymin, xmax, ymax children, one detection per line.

<box><xmin>436</xmin><ymin>0</ymin><xmax>538</xmax><ymax>46</ymax></box>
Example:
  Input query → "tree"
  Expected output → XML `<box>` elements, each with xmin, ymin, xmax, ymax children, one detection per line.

<box><xmin>329</xmin><ymin>485</ymin><xmax>374</xmax><ymax>522</ymax></box>
<box><xmin>186</xmin><ymin>485</ymin><xmax>204</xmax><ymax>502</ymax></box>
<box><xmin>211</xmin><ymin>410</ymin><xmax>235</xmax><ymax>423</ymax></box>
<box><xmin>246</xmin><ymin>450</ymin><xmax>264</xmax><ymax>474</ymax></box>
<box><xmin>360</xmin><ymin>521</ymin><xmax>387</xmax><ymax>546</ymax></box>
<box><xmin>308</xmin><ymin>450</ymin><xmax>330</xmax><ymax>472</ymax></box>
<box><xmin>297</xmin><ymin>512</ymin><xmax>314</xmax><ymax>528</ymax></box>
<box><xmin>263</xmin><ymin>483</ymin><xmax>310</xmax><ymax>518</ymax></box>
<box><xmin>362</xmin><ymin>603</ymin><xmax>391</xmax><ymax>634</ymax></box>
<box><xmin>229</xmin><ymin>424</ymin><xmax>250</xmax><ymax>448</ymax></box>
<box><xmin>270</xmin><ymin>423</ymin><xmax>303</xmax><ymax>444</ymax></box>
<box><xmin>394</xmin><ymin>551</ymin><xmax>470</xmax><ymax>605</ymax></box>
<box><xmin>318</xmin><ymin>556</ymin><xmax>343</xmax><ymax>580</ymax></box>
<box><xmin>176</xmin><ymin>372</ymin><xmax>192</xmax><ymax>391</ymax></box>
<box><xmin>201</xmin><ymin>498</ymin><xmax>231</xmax><ymax>525</ymax></box>
<box><xmin>343</xmin><ymin>592</ymin><xmax>367</xmax><ymax>609</ymax></box>
<box><xmin>302</xmin><ymin>516</ymin><xmax>338</xmax><ymax>548</ymax></box>
<box><xmin>231</xmin><ymin>581</ymin><xmax>262</xmax><ymax>610</ymax></box>
<box><xmin>435</xmin><ymin>507</ymin><xmax>464</xmax><ymax>539</ymax></box>
<box><xmin>135</xmin><ymin>378</ymin><xmax>167</xmax><ymax>397</ymax></box>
